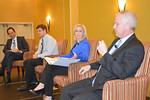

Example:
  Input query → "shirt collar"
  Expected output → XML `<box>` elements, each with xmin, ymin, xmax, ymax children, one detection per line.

<box><xmin>42</xmin><ymin>34</ymin><xmax>48</xmax><ymax>40</ymax></box>
<box><xmin>120</xmin><ymin>33</ymin><xmax>134</xmax><ymax>44</ymax></box>
<box><xmin>12</xmin><ymin>37</ymin><xmax>17</xmax><ymax>41</ymax></box>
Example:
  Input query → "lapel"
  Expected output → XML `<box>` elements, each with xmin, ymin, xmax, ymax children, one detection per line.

<box><xmin>108</xmin><ymin>38</ymin><xmax>120</xmax><ymax>51</ymax></box>
<box><xmin>16</xmin><ymin>36</ymin><xmax>20</xmax><ymax>49</ymax></box>
<box><xmin>71</xmin><ymin>41</ymin><xmax>78</xmax><ymax>51</ymax></box>
<box><xmin>112</xmin><ymin>34</ymin><xmax>136</xmax><ymax>55</ymax></box>
<box><xmin>8</xmin><ymin>39</ymin><xmax>12</xmax><ymax>49</ymax></box>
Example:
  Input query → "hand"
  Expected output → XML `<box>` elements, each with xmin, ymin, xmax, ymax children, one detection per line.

<box><xmin>69</xmin><ymin>52</ymin><xmax>77</xmax><ymax>60</ymax></box>
<box><xmin>33</xmin><ymin>54</ymin><xmax>38</xmax><ymax>59</ymax></box>
<box><xmin>54</xmin><ymin>57</ymin><xmax>60</xmax><ymax>59</ymax></box>
<box><xmin>11</xmin><ymin>49</ymin><xmax>19</xmax><ymax>53</ymax></box>
<box><xmin>97</xmin><ymin>40</ymin><xmax>108</xmax><ymax>56</ymax></box>
<box><xmin>79</xmin><ymin>65</ymin><xmax>91</xmax><ymax>75</ymax></box>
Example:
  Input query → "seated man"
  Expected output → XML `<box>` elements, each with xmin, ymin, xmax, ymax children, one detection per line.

<box><xmin>17</xmin><ymin>24</ymin><xmax>58</xmax><ymax>91</ymax></box>
<box><xmin>60</xmin><ymin>11</ymin><xmax>145</xmax><ymax>100</ymax></box>
<box><xmin>0</xmin><ymin>27</ymin><xmax>29</xmax><ymax>84</ymax></box>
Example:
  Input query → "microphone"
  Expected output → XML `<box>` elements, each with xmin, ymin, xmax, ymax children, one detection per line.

<box><xmin>115</xmin><ymin>45</ymin><xmax>117</xmax><ymax>48</ymax></box>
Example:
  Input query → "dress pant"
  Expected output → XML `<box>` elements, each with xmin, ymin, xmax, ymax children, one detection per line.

<box><xmin>1</xmin><ymin>51</ymin><xmax>23</xmax><ymax>79</ymax></box>
<box><xmin>40</xmin><ymin>64</ymin><xmax>68</xmax><ymax>96</ymax></box>
<box><xmin>24</xmin><ymin>58</ymin><xmax>43</xmax><ymax>84</ymax></box>
<box><xmin>60</xmin><ymin>78</ymin><xmax>102</xmax><ymax>100</ymax></box>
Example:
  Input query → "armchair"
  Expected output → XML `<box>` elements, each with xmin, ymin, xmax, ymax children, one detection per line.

<box><xmin>12</xmin><ymin>39</ymin><xmax>36</xmax><ymax>77</ymax></box>
<box><xmin>102</xmin><ymin>42</ymin><xmax>150</xmax><ymax>100</ymax></box>
<box><xmin>53</xmin><ymin>39</ymin><xmax>99</xmax><ymax>87</ymax></box>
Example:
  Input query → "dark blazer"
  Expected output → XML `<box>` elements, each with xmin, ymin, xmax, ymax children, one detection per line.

<box><xmin>90</xmin><ymin>34</ymin><xmax>144</xmax><ymax>90</ymax></box>
<box><xmin>3</xmin><ymin>36</ymin><xmax>29</xmax><ymax>53</ymax></box>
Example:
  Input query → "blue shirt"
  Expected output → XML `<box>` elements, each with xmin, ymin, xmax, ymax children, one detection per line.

<box><xmin>61</xmin><ymin>39</ymin><xmax>91</xmax><ymax>62</ymax></box>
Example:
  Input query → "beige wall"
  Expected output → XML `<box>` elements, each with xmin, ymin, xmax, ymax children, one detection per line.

<box><xmin>33</xmin><ymin>0</ymin><xmax>71</xmax><ymax>53</ymax></box>
<box><xmin>78</xmin><ymin>0</ymin><xmax>150</xmax><ymax>46</ymax></box>
<box><xmin>33</xmin><ymin>0</ymin><xmax>70</xmax><ymax>48</ymax></box>
<box><xmin>0</xmin><ymin>0</ymin><xmax>34</xmax><ymax>22</ymax></box>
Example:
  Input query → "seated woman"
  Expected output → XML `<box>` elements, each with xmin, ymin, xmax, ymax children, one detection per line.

<box><xmin>30</xmin><ymin>24</ymin><xmax>91</xmax><ymax>100</ymax></box>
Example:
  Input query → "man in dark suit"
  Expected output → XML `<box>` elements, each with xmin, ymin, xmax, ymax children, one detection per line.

<box><xmin>60</xmin><ymin>11</ymin><xmax>145</xmax><ymax>100</ymax></box>
<box><xmin>0</xmin><ymin>27</ymin><xmax>29</xmax><ymax>84</ymax></box>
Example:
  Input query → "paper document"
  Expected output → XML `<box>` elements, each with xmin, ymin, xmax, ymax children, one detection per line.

<box><xmin>44</xmin><ymin>57</ymin><xmax>80</xmax><ymax>67</ymax></box>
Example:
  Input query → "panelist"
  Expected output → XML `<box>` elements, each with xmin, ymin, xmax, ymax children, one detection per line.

<box><xmin>0</xmin><ymin>27</ymin><xmax>29</xmax><ymax>84</ymax></box>
<box><xmin>17</xmin><ymin>24</ymin><xmax>58</xmax><ymax>91</ymax></box>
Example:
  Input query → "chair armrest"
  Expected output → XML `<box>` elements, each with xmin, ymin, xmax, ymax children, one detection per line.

<box><xmin>23</xmin><ymin>51</ymin><xmax>35</xmax><ymax>61</ymax></box>
<box><xmin>102</xmin><ymin>76</ymin><xmax>149</xmax><ymax>100</ymax></box>
<box><xmin>47</xmin><ymin>54</ymin><xmax>66</xmax><ymax>58</ymax></box>
<box><xmin>68</xmin><ymin>59</ymin><xmax>99</xmax><ymax>83</ymax></box>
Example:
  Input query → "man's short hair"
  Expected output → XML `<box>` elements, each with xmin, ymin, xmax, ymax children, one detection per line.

<box><xmin>36</xmin><ymin>24</ymin><xmax>47</xmax><ymax>33</ymax></box>
<box><xmin>7</xmin><ymin>27</ymin><xmax>16</xmax><ymax>34</ymax></box>
<box><xmin>117</xmin><ymin>11</ymin><xmax>137</xmax><ymax>30</ymax></box>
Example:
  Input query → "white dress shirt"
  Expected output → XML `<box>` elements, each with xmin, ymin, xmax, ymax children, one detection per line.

<box><xmin>35</xmin><ymin>34</ymin><xmax>58</xmax><ymax>59</ymax></box>
<box><xmin>109</xmin><ymin>33</ymin><xmax>134</xmax><ymax>54</ymax></box>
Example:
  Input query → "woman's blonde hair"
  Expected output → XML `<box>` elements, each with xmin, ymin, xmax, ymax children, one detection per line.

<box><xmin>73</xmin><ymin>24</ymin><xmax>87</xmax><ymax>41</ymax></box>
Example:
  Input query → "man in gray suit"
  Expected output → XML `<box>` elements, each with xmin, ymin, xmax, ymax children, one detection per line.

<box><xmin>60</xmin><ymin>11</ymin><xmax>145</xmax><ymax>100</ymax></box>
<box><xmin>0</xmin><ymin>27</ymin><xmax>29</xmax><ymax>84</ymax></box>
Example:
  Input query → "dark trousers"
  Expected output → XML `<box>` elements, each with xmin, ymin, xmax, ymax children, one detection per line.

<box><xmin>1</xmin><ymin>51</ymin><xmax>23</xmax><ymax>79</ymax></box>
<box><xmin>40</xmin><ymin>64</ymin><xmax>68</xmax><ymax>96</ymax></box>
<box><xmin>60</xmin><ymin>78</ymin><xmax>102</xmax><ymax>100</ymax></box>
<box><xmin>24</xmin><ymin>58</ymin><xmax>43</xmax><ymax>84</ymax></box>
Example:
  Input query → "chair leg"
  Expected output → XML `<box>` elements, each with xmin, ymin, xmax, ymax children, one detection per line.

<box><xmin>17</xmin><ymin>66</ymin><xmax>20</xmax><ymax>75</ymax></box>
<box><xmin>3</xmin><ymin>71</ymin><xmax>5</xmax><ymax>83</ymax></box>
<box><xmin>21</xmin><ymin>66</ymin><xmax>24</xmax><ymax>78</ymax></box>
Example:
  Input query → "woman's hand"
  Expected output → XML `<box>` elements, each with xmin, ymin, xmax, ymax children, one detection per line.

<box><xmin>69</xmin><ymin>52</ymin><xmax>77</xmax><ymax>60</ymax></box>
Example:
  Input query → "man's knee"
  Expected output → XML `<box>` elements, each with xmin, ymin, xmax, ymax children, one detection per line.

<box><xmin>23</xmin><ymin>59</ymin><xmax>32</xmax><ymax>68</ymax></box>
<box><xmin>61</xmin><ymin>86</ymin><xmax>67</xmax><ymax>93</ymax></box>
<box><xmin>61</xmin><ymin>85</ymin><xmax>71</xmax><ymax>95</ymax></box>
<box><xmin>5</xmin><ymin>52</ymin><xmax>13</xmax><ymax>57</ymax></box>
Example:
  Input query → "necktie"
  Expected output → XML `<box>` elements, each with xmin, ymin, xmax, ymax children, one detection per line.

<box><xmin>12</xmin><ymin>40</ymin><xmax>16</xmax><ymax>49</ymax></box>
<box><xmin>92</xmin><ymin>39</ymin><xmax>122</xmax><ymax>87</ymax></box>
<box><xmin>40</xmin><ymin>39</ymin><xmax>44</xmax><ymax>54</ymax></box>
<box><xmin>110</xmin><ymin>40</ymin><xmax>122</xmax><ymax>55</ymax></box>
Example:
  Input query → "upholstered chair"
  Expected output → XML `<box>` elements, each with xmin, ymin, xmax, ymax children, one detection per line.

<box><xmin>11</xmin><ymin>39</ymin><xmax>35</xmax><ymax>78</ymax></box>
<box><xmin>53</xmin><ymin>39</ymin><xmax>99</xmax><ymax>87</ymax></box>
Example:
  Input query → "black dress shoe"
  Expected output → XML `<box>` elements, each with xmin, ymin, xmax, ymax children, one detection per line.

<box><xmin>29</xmin><ymin>88</ymin><xmax>45</xmax><ymax>97</ymax></box>
<box><xmin>5</xmin><ymin>79</ymin><xmax>11</xmax><ymax>84</ymax></box>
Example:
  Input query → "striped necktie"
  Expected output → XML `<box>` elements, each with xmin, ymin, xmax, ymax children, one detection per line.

<box><xmin>110</xmin><ymin>39</ymin><xmax>122</xmax><ymax>55</ymax></box>
<box><xmin>40</xmin><ymin>39</ymin><xmax>44</xmax><ymax>54</ymax></box>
